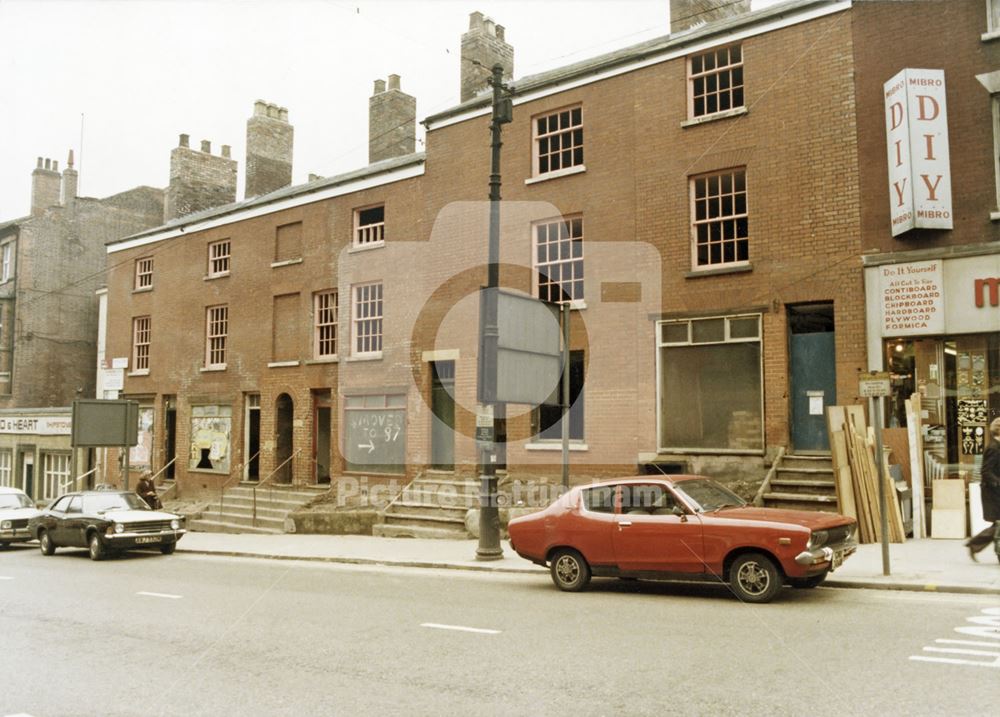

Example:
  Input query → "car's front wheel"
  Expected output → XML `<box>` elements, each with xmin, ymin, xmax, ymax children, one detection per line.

<box><xmin>790</xmin><ymin>571</ymin><xmax>828</xmax><ymax>589</ymax></box>
<box><xmin>160</xmin><ymin>542</ymin><xmax>176</xmax><ymax>555</ymax></box>
<box><xmin>38</xmin><ymin>530</ymin><xmax>56</xmax><ymax>556</ymax></box>
<box><xmin>88</xmin><ymin>533</ymin><xmax>105</xmax><ymax>561</ymax></box>
<box><xmin>550</xmin><ymin>549</ymin><xmax>591</xmax><ymax>592</ymax></box>
<box><xmin>730</xmin><ymin>553</ymin><xmax>782</xmax><ymax>603</ymax></box>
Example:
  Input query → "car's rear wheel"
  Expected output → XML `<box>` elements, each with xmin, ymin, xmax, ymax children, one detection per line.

<box><xmin>550</xmin><ymin>549</ymin><xmax>591</xmax><ymax>592</ymax></box>
<box><xmin>160</xmin><ymin>542</ymin><xmax>176</xmax><ymax>555</ymax></box>
<box><xmin>730</xmin><ymin>553</ymin><xmax>782</xmax><ymax>603</ymax></box>
<box><xmin>39</xmin><ymin>530</ymin><xmax>56</xmax><ymax>556</ymax></box>
<box><xmin>88</xmin><ymin>533</ymin><xmax>105</xmax><ymax>561</ymax></box>
<box><xmin>790</xmin><ymin>571</ymin><xmax>828</xmax><ymax>589</ymax></box>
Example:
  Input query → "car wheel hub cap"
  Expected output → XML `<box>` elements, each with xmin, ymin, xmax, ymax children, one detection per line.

<box><xmin>556</xmin><ymin>557</ymin><xmax>579</xmax><ymax>584</ymax></box>
<box><xmin>738</xmin><ymin>562</ymin><xmax>768</xmax><ymax>595</ymax></box>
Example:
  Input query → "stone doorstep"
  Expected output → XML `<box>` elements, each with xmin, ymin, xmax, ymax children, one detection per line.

<box><xmin>186</xmin><ymin>519</ymin><xmax>282</xmax><ymax>535</ymax></box>
<box><xmin>372</xmin><ymin>523</ymin><xmax>469</xmax><ymax>539</ymax></box>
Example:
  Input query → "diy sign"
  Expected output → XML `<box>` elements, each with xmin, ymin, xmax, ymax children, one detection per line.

<box><xmin>884</xmin><ymin>68</ymin><xmax>952</xmax><ymax>236</ymax></box>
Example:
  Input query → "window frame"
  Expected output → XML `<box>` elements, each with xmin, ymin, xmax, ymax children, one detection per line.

<box><xmin>205</xmin><ymin>304</ymin><xmax>229</xmax><ymax>369</ymax></box>
<box><xmin>353</xmin><ymin>204</ymin><xmax>386</xmax><ymax>249</ymax></box>
<box><xmin>134</xmin><ymin>256</ymin><xmax>154</xmax><ymax>290</ymax></box>
<box><xmin>41</xmin><ymin>452</ymin><xmax>70</xmax><ymax>500</ymax></box>
<box><xmin>690</xmin><ymin>168</ymin><xmax>749</xmax><ymax>271</ymax></box>
<box><xmin>131</xmin><ymin>315</ymin><xmax>151</xmax><ymax>374</ymax></box>
<box><xmin>532</xmin><ymin>105</ymin><xmax>585</xmax><ymax>178</ymax></box>
<box><xmin>0</xmin><ymin>449</ymin><xmax>12</xmax><ymax>487</ymax></box>
<box><xmin>688</xmin><ymin>44</ymin><xmax>744</xmax><ymax>120</ymax></box>
<box><xmin>352</xmin><ymin>282</ymin><xmax>383</xmax><ymax>358</ymax></box>
<box><xmin>988</xmin><ymin>0</ymin><xmax>1000</xmax><ymax>36</ymax></box>
<box><xmin>208</xmin><ymin>239</ymin><xmax>231</xmax><ymax>278</ymax></box>
<box><xmin>532</xmin><ymin>215</ymin><xmax>585</xmax><ymax>306</ymax></box>
<box><xmin>533</xmin><ymin>349</ymin><xmax>586</xmax><ymax>442</ymax></box>
<box><xmin>314</xmin><ymin>289</ymin><xmax>339</xmax><ymax>359</ymax></box>
<box><xmin>0</xmin><ymin>242</ymin><xmax>14</xmax><ymax>283</ymax></box>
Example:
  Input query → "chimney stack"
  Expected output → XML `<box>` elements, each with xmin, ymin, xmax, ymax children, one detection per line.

<box><xmin>164</xmin><ymin>133</ymin><xmax>237</xmax><ymax>222</ymax></box>
<box><xmin>61</xmin><ymin>149</ymin><xmax>78</xmax><ymax>209</ymax></box>
<box><xmin>670</xmin><ymin>0</ymin><xmax>751</xmax><ymax>35</ymax></box>
<box><xmin>245</xmin><ymin>100</ymin><xmax>293</xmax><ymax>199</ymax></box>
<box><xmin>30</xmin><ymin>156</ymin><xmax>62</xmax><ymax>215</ymax></box>
<box><xmin>460</xmin><ymin>12</ymin><xmax>513</xmax><ymax>103</ymax></box>
<box><xmin>369</xmin><ymin>75</ymin><xmax>416</xmax><ymax>164</ymax></box>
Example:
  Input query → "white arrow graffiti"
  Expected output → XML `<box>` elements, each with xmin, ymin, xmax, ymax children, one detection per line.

<box><xmin>358</xmin><ymin>440</ymin><xmax>375</xmax><ymax>454</ymax></box>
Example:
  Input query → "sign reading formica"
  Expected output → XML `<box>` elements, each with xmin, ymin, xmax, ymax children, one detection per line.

<box><xmin>884</xmin><ymin>68</ymin><xmax>952</xmax><ymax>237</ymax></box>
<box><xmin>878</xmin><ymin>259</ymin><xmax>944</xmax><ymax>335</ymax></box>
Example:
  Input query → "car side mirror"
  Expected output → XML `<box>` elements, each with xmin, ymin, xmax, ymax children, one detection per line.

<box><xmin>672</xmin><ymin>505</ymin><xmax>685</xmax><ymax>516</ymax></box>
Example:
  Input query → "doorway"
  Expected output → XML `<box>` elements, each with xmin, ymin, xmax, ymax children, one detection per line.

<box><xmin>313</xmin><ymin>390</ymin><xmax>331</xmax><ymax>484</ymax></box>
<box><xmin>430</xmin><ymin>361</ymin><xmax>455</xmax><ymax>471</ymax></box>
<box><xmin>245</xmin><ymin>394</ymin><xmax>260</xmax><ymax>481</ymax></box>
<box><xmin>164</xmin><ymin>397</ymin><xmax>176</xmax><ymax>479</ymax></box>
<box><xmin>788</xmin><ymin>303</ymin><xmax>836</xmax><ymax>452</ymax></box>
<box><xmin>275</xmin><ymin>393</ymin><xmax>294</xmax><ymax>484</ymax></box>
<box><xmin>19</xmin><ymin>450</ymin><xmax>34</xmax><ymax>499</ymax></box>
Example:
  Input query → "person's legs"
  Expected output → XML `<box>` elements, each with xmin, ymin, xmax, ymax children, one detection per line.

<box><xmin>967</xmin><ymin>524</ymin><xmax>995</xmax><ymax>554</ymax></box>
<box><xmin>993</xmin><ymin>520</ymin><xmax>1000</xmax><ymax>558</ymax></box>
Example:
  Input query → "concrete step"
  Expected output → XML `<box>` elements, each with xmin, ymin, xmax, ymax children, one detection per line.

<box><xmin>770</xmin><ymin>478</ymin><xmax>837</xmax><ymax>495</ymax></box>
<box><xmin>192</xmin><ymin>511</ymin><xmax>287</xmax><ymax>530</ymax></box>
<box><xmin>223</xmin><ymin>485</ymin><xmax>325</xmax><ymax>503</ymax></box>
<box><xmin>400</xmin><ymin>487</ymin><xmax>478</xmax><ymax>507</ymax></box>
<box><xmin>781</xmin><ymin>455</ymin><xmax>833</xmax><ymax>470</ymax></box>
<box><xmin>372</xmin><ymin>523</ymin><xmax>469</xmax><ymax>540</ymax></box>
<box><xmin>380</xmin><ymin>513</ymin><xmax>466</xmax><ymax>528</ymax></box>
<box><xmin>187</xmin><ymin>518</ymin><xmax>283</xmax><ymax>535</ymax></box>
<box><xmin>777</xmin><ymin>466</ymin><xmax>834</xmax><ymax>477</ymax></box>
<box><xmin>762</xmin><ymin>491</ymin><xmax>840</xmax><ymax>512</ymax></box>
<box><xmin>204</xmin><ymin>495</ymin><xmax>315</xmax><ymax>512</ymax></box>
<box><xmin>384</xmin><ymin>502</ymin><xmax>470</xmax><ymax>520</ymax></box>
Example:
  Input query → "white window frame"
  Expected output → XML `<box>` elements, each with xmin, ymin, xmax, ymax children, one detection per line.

<box><xmin>352</xmin><ymin>282</ymin><xmax>383</xmax><ymax>357</ymax></box>
<box><xmin>1</xmin><ymin>242</ymin><xmax>13</xmax><ymax>282</ymax></box>
<box><xmin>532</xmin><ymin>215</ymin><xmax>584</xmax><ymax>306</ymax></box>
<box><xmin>532</xmin><ymin>105</ymin><xmax>584</xmax><ymax>177</ymax></box>
<box><xmin>988</xmin><ymin>0</ymin><xmax>1000</xmax><ymax>37</ymax></box>
<box><xmin>655</xmin><ymin>314</ymin><xmax>763</xmax><ymax>454</ymax></box>
<box><xmin>0</xmin><ymin>449</ymin><xmax>11</xmax><ymax>487</ymax></box>
<box><xmin>205</xmin><ymin>305</ymin><xmax>228</xmax><ymax>369</ymax></box>
<box><xmin>41</xmin><ymin>452</ymin><xmax>70</xmax><ymax>500</ymax></box>
<box><xmin>135</xmin><ymin>256</ymin><xmax>154</xmax><ymax>290</ymax></box>
<box><xmin>314</xmin><ymin>290</ymin><xmax>338</xmax><ymax>358</ymax></box>
<box><xmin>690</xmin><ymin>168</ymin><xmax>749</xmax><ymax>270</ymax></box>
<box><xmin>688</xmin><ymin>44</ymin><xmax>744</xmax><ymax>119</ymax></box>
<box><xmin>353</xmin><ymin>205</ymin><xmax>385</xmax><ymax>249</ymax></box>
<box><xmin>208</xmin><ymin>239</ymin><xmax>231</xmax><ymax>278</ymax></box>
<box><xmin>132</xmin><ymin>316</ymin><xmax>151</xmax><ymax>374</ymax></box>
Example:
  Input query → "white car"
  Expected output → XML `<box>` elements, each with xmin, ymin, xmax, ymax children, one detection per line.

<box><xmin>0</xmin><ymin>487</ymin><xmax>42</xmax><ymax>547</ymax></box>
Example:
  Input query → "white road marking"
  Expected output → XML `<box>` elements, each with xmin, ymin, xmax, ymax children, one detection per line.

<box><xmin>421</xmin><ymin>622</ymin><xmax>501</xmax><ymax>635</ymax></box>
<box><xmin>136</xmin><ymin>591</ymin><xmax>183</xmax><ymax>600</ymax></box>
<box><xmin>910</xmin><ymin>607</ymin><xmax>1000</xmax><ymax>668</ymax></box>
<box><xmin>935</xmin><ymin>638</ymin><xmax>1000</xmax><ymax>648</ymax></box>
<box><xmin>922</xmin><ymin>646</ymin><xmax>1000</xmax><ymax>658</ymax></box>
<box><xmin>5</xmin><ymin>713</ymin><xmax>38</xmax><ymax>716</ymax></box>
<box><xmin>0</xmin><ymin>576</ymin><xmax>13</xmax><ymax>580</ymax></box>
<box><xmin>909</xmin><ymin>655</ymin><xmax>1000</xmax><ymax>668</ymax></box>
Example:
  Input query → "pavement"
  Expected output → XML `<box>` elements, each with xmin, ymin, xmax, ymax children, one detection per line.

<box><xmin>177</xmin><ymin>531</ymin><xmax>1000</xmax><ymax>596</ymax></box>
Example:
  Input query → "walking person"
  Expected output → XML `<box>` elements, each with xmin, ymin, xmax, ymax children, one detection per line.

<box><xmin>966</xmin><ymin>417</ymin><xmax>1000</xmax><ymax>562</ymax></box>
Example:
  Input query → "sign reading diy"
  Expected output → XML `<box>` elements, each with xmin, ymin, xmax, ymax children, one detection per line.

<box><xmin>884</xmin><ymin>68</ymin><xmax>952</xmax><ymax>237</ymax></box>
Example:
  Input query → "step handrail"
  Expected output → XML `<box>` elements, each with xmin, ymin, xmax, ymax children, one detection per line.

<box><xmin>219</xmin><ymin>450</ymin><xmax>260</xmax><ymax>518</ymax></box>
<box><xmin>253</xmin><ymin>448</ymin><xmax>302</xmax><ymax>526</ymax></box>
<box><xmin>752</xmin><ymin>446</ymin><xmax>786</xmax><ymax>507</ymax></box>
<box><xmin>59</xmin><ymin>466</ymin><xmax>98</xmax><ymax>495</ymax></box>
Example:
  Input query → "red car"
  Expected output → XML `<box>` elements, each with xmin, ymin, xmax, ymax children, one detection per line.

<box><xmin>508</xmin><ymin>475</ymin><xmax>857</xmax><ymax>603</ymax></box>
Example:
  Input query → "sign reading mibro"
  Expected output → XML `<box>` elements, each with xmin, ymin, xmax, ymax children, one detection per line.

<box><xmin>884</xmin><ymin>68</ymin><xmax>953</xmax><ymax>237</ymax></box>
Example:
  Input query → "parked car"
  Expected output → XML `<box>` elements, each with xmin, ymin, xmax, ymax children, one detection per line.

<box><xmin>507</xmin><ymin>476</ymin><xmax>857</xmax><ymax>603</ymax></box>
<box><xmin>0</xmin><ymin>487</ymin><xmax>42</xmax><ymax>548</ymax></box>
<box><xmin>29</xmin><ymin>490</ymin><xmax>186</xmax><ymax>561</ymax></box>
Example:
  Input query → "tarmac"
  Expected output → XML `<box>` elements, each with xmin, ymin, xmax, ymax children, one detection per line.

<box><xmin>177</xmin><ymin>531</ymin><xmax>1000</xmax><ymax>596</ymax></box>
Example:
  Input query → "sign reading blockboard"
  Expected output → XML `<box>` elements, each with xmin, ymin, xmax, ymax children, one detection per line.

<box><xmin>71</xmin><ymin>399</ymin><xmax>139</xmax><ymax>447</ymax></box>
<box><xmin>344</xmin><ymin>406</ymin><xmax>406</xmax><ymax>473</ymax></box>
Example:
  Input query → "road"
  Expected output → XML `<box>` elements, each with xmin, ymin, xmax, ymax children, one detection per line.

<box><xmin>0</xmin><ymin>545</ymin><xmax>997</xmax><ymax>717</ymax></box>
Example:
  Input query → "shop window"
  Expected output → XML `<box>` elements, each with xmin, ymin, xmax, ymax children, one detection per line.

<box><xmin>657</xmin><ymin>315</ymin><xmax>762</xmax><ymax>451</ymax></box>
<box><xmin>129</xmin><ymin>405</ymin><xmax>154</xmax><ymax>470</ymax></box>
<box><xmin>188</xmin><ymin>405</ymin><xmax>233</xmax><ymax>474</ymax></box>
<box><xmin>534</xmin><ymin>350</ymin><xmax>585</xmax><ymax>441</ymax></box>
<box><xmin>344</xmin><ymin>394</ymin><xmax>406</xmax><ymax>474</ymax></box>
<box><xmin>0</xmin><ymin>449</ymin><xmax>11</xmax><ymax>487</ymax></box>
<box><xmin>41</xmin><ymin>452</ymin><xmax>70</xmax><ymax>500</ymax></box>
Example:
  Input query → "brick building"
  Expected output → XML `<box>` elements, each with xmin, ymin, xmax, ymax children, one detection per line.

<box><xmin>99</xmin><ymin>0</ymin><xmax>997</xmax><ymax>506</ymax></box>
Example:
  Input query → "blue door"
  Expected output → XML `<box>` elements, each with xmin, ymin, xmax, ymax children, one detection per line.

<box><xmin>790</xmin><ymin>331</ymin><xmax>836</xmax><ymax>451</ymax></box>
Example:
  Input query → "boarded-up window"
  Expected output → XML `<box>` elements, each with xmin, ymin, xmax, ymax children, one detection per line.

<box><xmin>272</xmin><ymin>293</ymin><xmax>300</xmax><ymax>362</ymax></box>
<box><xmin>275</xmin><ymin>222</ymin><xmax>302</xmax><ymax>262</ymax></box>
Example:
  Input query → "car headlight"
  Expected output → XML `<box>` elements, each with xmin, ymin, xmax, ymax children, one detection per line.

<box><xmin>114</xmin><ymin>522</ymin><xmax>125</xmax><ymax>534</ymax></box>
<box><xmin>170</xmin><ymin>519</ymin><xmax>180</xmax><ymax>530</ymax></box>
<box><xmin>1</xmin><ymin>520</ymin><xmax>10</xmax><ymax>530</ymax></box>
<box><xmin>808</xmin><ymin>530</ymin><xmax>828</xmax><ymax>550</ymax></box>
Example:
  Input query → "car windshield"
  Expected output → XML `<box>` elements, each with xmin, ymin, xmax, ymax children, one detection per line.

<box><xmin>82</xmin><ymin>493</ymin><xmax>149</xmax><ymax>513</ymax></box>
<box><xmin>673</xmin><ymin>479</ymin><xmax>746</xmax><ymax>513</ymax></box>
<box><xmin>0</xmin><ymin>493</ymin><xmax>33</xmax><ymax>509</ymax></box>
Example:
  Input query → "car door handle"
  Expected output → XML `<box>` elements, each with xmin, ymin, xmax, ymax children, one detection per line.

<box><xmin>617</xmin><ymin>520</ymin><xmax>632</xmax><ymax>529</ymax></box>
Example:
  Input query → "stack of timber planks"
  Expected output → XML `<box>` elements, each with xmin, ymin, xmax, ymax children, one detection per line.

<box><xmin>826</xmin><ymin>405</ymin><xmax>906</xmax><ymax>544</ymax></box>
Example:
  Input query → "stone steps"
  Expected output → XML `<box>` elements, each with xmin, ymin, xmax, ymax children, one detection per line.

<box><xmin>377</xmin><ymin>476</ymin><xmax>475</xmax><ymax>539</ymax></box>
<box><xmin>188</xmin><ymin>484</ymin><xmax>324</xmax><ymax>534</ymax></box>
<box><xmin>762</xmin><ymin>453</ymin><xmax>839</xmax><ymax>512</ymax></box>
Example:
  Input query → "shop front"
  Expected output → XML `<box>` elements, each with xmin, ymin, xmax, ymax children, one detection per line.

<box><xmin>0</xmin><ymin>408</ymin><xmax>79</xmax><ymax>502</ymax></box>
<box><xmin>864</xmin><ymin>250</ymin><xmax>1000</xmax><ymax>483</ymax></box>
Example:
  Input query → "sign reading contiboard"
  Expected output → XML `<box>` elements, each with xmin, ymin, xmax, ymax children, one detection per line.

<box><xmin>878</xmin><ymin>259</ymin><xmax>945</xmax><ymax>335</ymax></box>
<box><xmin>344</xmin><ymin>407</ymin><xmax>406</xmax><ymax>472</ymax></box>
<box><xmin>859</xmin><ymin>372</ymin><xmax>892</xmax><ymax>398</ymax></box>
<box><xmin>71</xmin><ymin>399</ymin><xmax>139</xmax><ymax>447</ymax></box>
<box><xmin>884</xmin><ymin>68</ymin><xmax>952</xmax><ymax>237</ymax></box>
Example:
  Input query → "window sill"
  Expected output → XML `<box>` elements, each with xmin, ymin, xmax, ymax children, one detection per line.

<box><xmin>990</xmin><ymin>211</ymin><xmax>1000</xmax><ymax>222</ymax></box>
<box><xmin>132</xmin><ymin>286</ymin><xmax>153</xmax><ymax>294</ymax></box>
<box><xmin>188</xmin><ymin>468</ymin><xmax>231</xmax><ymax>476</ymax></box>
<box><xmin>267</xmin><ymin>360</ymin><xmax>300</xmax><ymax>368</ymax></box>
<box><xmin>126</xmin><ymin>371</ymin><xmax>149</xmax><ymax>377</ymax></box>
<box><xmin>200</xmin><ymin>366</ymin><xmax>226</xmax><ymax>373</ymax></box>
<box><xmin>525</xmin><ymin>442</ymin><xmax>589</xmax><ymax>452</ymax></box>
<box><xmin>271</xmin><ymin>258</ymin><xmax>303</xmax><ymax>269</ymax></box>
<box><xmin>525</xmin><ymin>164</ymin><xmax>587</xmax><ymax>185</ymax></box>
<box><xmin>345</xmin><ymin>353</ymin><xmax>383</xmax><ymax>362</ymax></box>
<box><xmin>685</xmin><ymin>262</ymin><xmax>753</xmax><ymax>279</ymax></box>
<box><xmin>204</xmin><ymin>272</ymin><xmax>230</xmax><ymax>281</ymax></box>
<box><xmin>982</xmin><ymin>29</ymin><xmax>1000</xmax><ymax>43</ymax></box>
<box><xmin>305</xmin><ymin>357</ymin><xmax>339</xmax><ymax>365</ymax></box>
<box><xmin>681</xmin><ymin>106</ymin><xmax>748</xmax><ymax>128</ymax></box>
<box><xmin>348</xmin><ymin>242</ymin><xmax>385</xmax><ymax>254</ymax></box>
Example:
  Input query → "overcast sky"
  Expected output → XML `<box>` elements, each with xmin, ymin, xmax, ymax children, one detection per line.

<box><xmin>0</xmin><ymin>0</ymin><xmax>781</xmax><ymax>220</ymax></box>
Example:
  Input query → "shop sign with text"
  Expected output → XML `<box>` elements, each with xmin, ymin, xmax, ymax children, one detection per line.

<box><xmin>0</xmin><ymin>415</ymin><xmax>72</xmax><ymax>435</ymax></box>
<box><xmin>884</xmin><ymin>68</ymin><xmax>952</xmax><ymax>237</ymax></box>
<box><xmin>878</xmin><ymin>259</ymin><xmax>944</xmax><ymax>335</ymax></box>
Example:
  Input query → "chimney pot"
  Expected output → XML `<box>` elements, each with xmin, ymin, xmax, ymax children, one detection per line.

<box><xmin>67</xmin><ymin>149</ymin><xmax>75</xmax><ymax>168</ymax></box>
<box><xmin>254</xmin><ymin>100</ymin><xmax>267</xmax><ymax>116</ymax></box>
<box><xmin>201</xmin><ymin>140</ymin><xmax>211</xmax><ymax>153</ymax></box>
<box><xmin>279</xmin><ymin>107</ymin><xmax>289</xmax><ymax>122</ymax></box>
<box><xmin>53</xmin><ymin>160</ymin><xmax>59</xmax><ymax>172</ymax></box>
<box><xmin>374</xmin><ymin>78</ymin><xmax>386</xmax><ymax>94</ymax></box>
<box><xmin>222</xmin><ymin>145</ymin><xmax>231</xmax><ymax>159</ymax></box>
<box><xmin>179</xmin><ymin>133</ymin><xmax>190</xmax><ymax>148</ymax></box>
<box><xmin>388</xmin><ymin>74</ymin><xmax>401</xmax><ymax>91</ymax></box>
<box><xmin>36</xmin><ymin>157</ymin><xmax>43</xmax><ymax>169</ymax></box>
<box><xmin>496</xmin><ymin>25</ymin><xmax>505</xmax><ymax>41</ymax></box>
<box><xmin>44</xmin><ymin>158</ymin><xmax>51</xmax><ymax>170</ymax></box>
<box><xmin>267</xmin><ymin>104</ymin><xmax>279</xmax><ymax>119</ymax></box>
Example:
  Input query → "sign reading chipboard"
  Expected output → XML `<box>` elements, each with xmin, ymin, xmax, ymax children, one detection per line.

<box><xmin>884</xmin><ymin>68</ymin><xmax>952</xmax><ymax>237</ymax></box>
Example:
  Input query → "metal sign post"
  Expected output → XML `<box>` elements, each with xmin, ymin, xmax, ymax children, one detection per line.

<box><xmin>859</xmin><ymin>371</ymin><xmax>892</xmax><ymax>576</ymax></box>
